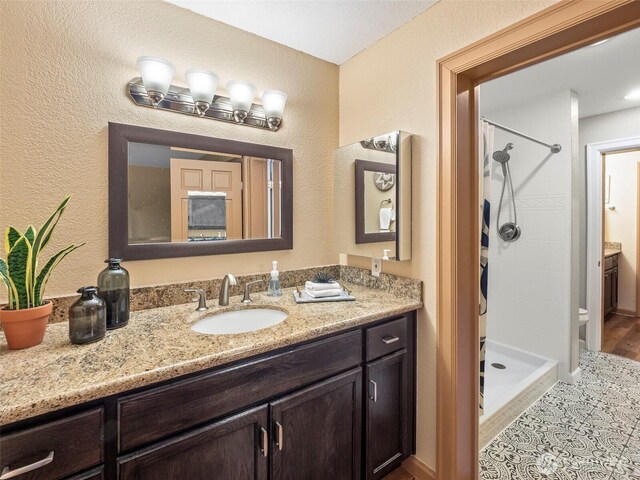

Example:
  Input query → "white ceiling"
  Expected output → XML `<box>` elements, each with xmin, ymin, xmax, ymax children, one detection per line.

<box><xmin>165</xmin><ymin>0</ymin><xmax>438</xmax><ymax>65</ymax></box>
<box><xmin>481</xmin><ymin>27</ymin><xmax>640</xmax><ymax>119</ymax></box>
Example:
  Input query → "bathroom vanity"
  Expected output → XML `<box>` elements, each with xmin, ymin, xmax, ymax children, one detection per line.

<box><xmin>0</xmin><ymin>286</ymin><xmax>420</xmax><ymax>480</ymax></box>
<box><xmin>603</xmin><ymin>251</ymin><xmax>620</xmax><ymax>316</ymax></box>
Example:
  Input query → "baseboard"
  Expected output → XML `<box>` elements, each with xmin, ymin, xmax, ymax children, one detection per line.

<box><xmin>563</xmin><ymin>366</ymin><xmax>582</xmax><ymax>384</ymax></box>
<box><xmin>402</xmin><ymin>456</ymin><xmax>436</xmax><ymax>480</ymax></box>
<box><xmin>613</xmin><ymin>308</ymin><xmax>638</xmax><ymax>318</ymax></box>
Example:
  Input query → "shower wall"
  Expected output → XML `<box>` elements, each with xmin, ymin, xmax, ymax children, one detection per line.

<box><xmin>482</xmin><ymin>89</ymin><xmax>579</xmax><ymax>382</ymax></box>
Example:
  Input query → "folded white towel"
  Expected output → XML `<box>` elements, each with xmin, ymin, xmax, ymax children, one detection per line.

<box><xmin>305</xmin><ymin>288</ymin><xmax>343</xmax><ymax>298</ymax></box>
<box><xmin>305</xmin><ymin>281</ymin><xmax>341</xmax><ymax>292</ymax></box>
<box><xmin>380</xmin><ymin>207</ymin><xmax>393</xmax><ymax>230</ymax></box>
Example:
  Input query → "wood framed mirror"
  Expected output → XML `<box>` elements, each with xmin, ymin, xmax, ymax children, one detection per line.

<box><xmin>108</xmin><ymin>122</ymin><xmax>293</xmax><ymax>260</ymax></box>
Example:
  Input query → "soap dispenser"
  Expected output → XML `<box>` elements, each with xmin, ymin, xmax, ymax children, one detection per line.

<box><xmin>267</xmin><ymin>261</ymin><xmax>282</xmax><ymax>297</ymax></box>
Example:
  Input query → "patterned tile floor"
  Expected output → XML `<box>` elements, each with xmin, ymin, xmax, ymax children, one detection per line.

<box><xmin>480</xmin><ymin>349</ymin><xmax>640</xmax><ymax>479</ymax></box>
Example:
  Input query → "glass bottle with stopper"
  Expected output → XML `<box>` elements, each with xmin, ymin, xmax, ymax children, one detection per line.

<box><xmin>97</xmin><ymin>258</ymin><xmax>130</xmax><ymax>329</ymax></box>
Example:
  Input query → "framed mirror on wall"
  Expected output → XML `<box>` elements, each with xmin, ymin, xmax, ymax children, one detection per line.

<box><xmin>108</xmin><ymin>123</ymin><xmax>292</xmax><ymax>260</ymax></box>
<box><xmin>334</xmin><ymin>131</ymin><xmax>412</xmax><ymax>261</ymax></box>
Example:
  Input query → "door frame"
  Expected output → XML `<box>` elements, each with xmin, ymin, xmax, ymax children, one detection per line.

<box><xmin>436</xmin><ymin>2</ymin><xmax>640</xmax><ymax>479</ymax></box>
<box><xmin>586</xmin><ymin>137</ymin><xmax>640</xmax><ymax>351</ymax></box>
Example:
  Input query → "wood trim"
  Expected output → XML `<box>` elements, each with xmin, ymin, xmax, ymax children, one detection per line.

<box><xmin>402</xmin><ymin>456</ymin><xmax>436</xmax><ymax>480</ymax></box>
<box><xmin>636</xmin><ymin>161</ymin><xmax>640</xmax><ymax>317</ymax></box>
<box><xmin>170</xmin><ymin>146</ymin><xmax>242</xmax><ymax>158</ymax></box>
<box><xmin>602</xmin><ymin>154</ymin><xmax>607</xmax><ymax>340</ymax></box>
<box><xmin>108</xmin><ymin>122</ymin><xmax>293</xmax><ymax>260</ymax></box>
<box><xmin>355</xmin><ymin>159</ymin><xmax>397</xmax><ymax>244</ymax></box>
<box><xmin>436</xmin><ymin>2</ymin><xmax>640</xmax><ymax>479</ymax></box>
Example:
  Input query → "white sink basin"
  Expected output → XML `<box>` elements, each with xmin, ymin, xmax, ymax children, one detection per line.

<box><xmin>191</xmin><ymin>308</ymin><xmax>288</xmax><ymax>335</ymax></box>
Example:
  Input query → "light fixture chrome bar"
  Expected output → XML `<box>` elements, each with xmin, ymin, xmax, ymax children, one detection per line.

<box><xmin>128</xmin><ymin>78</ymin><xmax>277</xmax><ymax>131</ymax></box>
<box><xmin>481</xmin><ymin>116</ymin><xmax>561</xmax><ymax>153</ymax></box>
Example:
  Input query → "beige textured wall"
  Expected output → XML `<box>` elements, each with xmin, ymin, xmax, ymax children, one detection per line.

<box><xmin>338</xmin><ymin>0</ymin><xmax>557</xmax><ymax>468</ymax></box>
<box><xmin>0</xmin><ymin>0</ymin><xmax>338</xmax><ymax>296</ymax></box>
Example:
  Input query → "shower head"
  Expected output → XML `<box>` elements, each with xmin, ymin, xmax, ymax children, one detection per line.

<box><xmin>492</xmin><ymin>143</ymin><xmax>514</xmax><ymax>164</ymax></box>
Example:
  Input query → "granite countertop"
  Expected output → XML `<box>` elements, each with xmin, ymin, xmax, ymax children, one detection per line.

<box><xmin>605</xmin><ymin>248</ymin><xmax>622</xmax><ymax>258</ymax></box>
<box><xmin>0</xmin><ymin>284</ymin><xmax>422</xmax><ymax>426</ymax></box>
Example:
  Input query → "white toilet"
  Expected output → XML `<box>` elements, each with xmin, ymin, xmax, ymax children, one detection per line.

<box><xmin>579</xmin><ymin>308</ymin><xmax>590</xmax><ymax>325</ymax></box>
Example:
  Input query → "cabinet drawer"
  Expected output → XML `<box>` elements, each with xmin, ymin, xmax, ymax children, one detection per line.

<box><xmin>65</xmin><ymin>467</ymin><xmax>104</xmax><ymax>480</ymax></box>
<box><xmin>0</xmin><ymin>408</ymin><xmax>103</xmax><ymax>480</ymax></box>
<box><xmin>366</xmin><ymin>317</ymin><xmax>407</xmax><ymax>361</ymax></box>
<box><xmin>605</xmin><ymin>256</ymin><xmax>614</xmax><ymax>270</ymax></box>
<box><xmin>118</xmin><ymin>330</ymin><xmax>362</xmax><ymax>452</ymax></box>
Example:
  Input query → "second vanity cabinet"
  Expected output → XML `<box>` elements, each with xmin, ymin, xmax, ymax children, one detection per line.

<box><xmin>604</xmin><ymin>253</ymin><xmax>619</xmax><ymax>315</ymax></box>
<box><xmin>0</xmin><ymin>312</ymin><xmax>416</xmax><ymax>480</ymax></box>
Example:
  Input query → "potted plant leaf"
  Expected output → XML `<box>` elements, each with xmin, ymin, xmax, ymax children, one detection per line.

<box><xmin>0</xmin><ymin>196</ymin><xmax>84</xmax><ymax>349</ymax></box>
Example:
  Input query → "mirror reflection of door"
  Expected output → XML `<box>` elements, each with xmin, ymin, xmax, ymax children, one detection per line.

<box><xmin>170</xmin><ymin>158</ymin><xmax>242</xmax><ymax>241</ymax></box>
<box><xmin>242</xmin><ymin>157</ymin><xmax>281</xmax><ymax>239</ymax></box>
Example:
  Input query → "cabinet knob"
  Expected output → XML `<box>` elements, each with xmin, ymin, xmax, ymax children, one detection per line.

<box><xmin>369</xmin><ymin>380</ymin><xmax>378</xmax><ymax>402</ymax></box>
<box><xmin>259</xmin><ymin>427</ymin><xmax>268</xmax><ymax>457</ymax></box>
<box><xmin>382</xmin><ymin>335</ymin><xmax>400</xmax><ymax>345</ymax></box>
<box><xmin>1</xmin><ymin>451</ymin><xmax>54</xmax><ymax>479</ymax></box>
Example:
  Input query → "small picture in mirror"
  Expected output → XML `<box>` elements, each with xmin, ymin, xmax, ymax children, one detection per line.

<box><xmin>373</xmin><ymin>172</ymin><xmax>396</xmax><ymax>191</ymax></box>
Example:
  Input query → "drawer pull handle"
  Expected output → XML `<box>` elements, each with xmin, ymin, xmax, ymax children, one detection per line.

<box><xmin>382</xmin><ymin>335</ymin><xmax>400</xmax><ymax>345</ymax></box>
<box><xmin>1</xmin><ymin>451</ymin><xmax>54</xmax><ymax>479</ymax></box>
<box><xmin>275</xmin><ymin>421</ymin><xmax>284</xmax><ymax>451</ymax></box>
<box><xmin>370</xmin><ymin>380</ymin><xmax>378</xmax><ymax>402</ymax></box>
<box><xmin>259</xmin><ymin>427</ymin><xmax>268</xmax><ymax>457</ymax></box>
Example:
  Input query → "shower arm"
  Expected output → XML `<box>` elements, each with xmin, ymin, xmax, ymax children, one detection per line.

<box><xmin>481</xmin><ymin>116</ymin><xmax>562</xmax><ymax>154</ymax></box>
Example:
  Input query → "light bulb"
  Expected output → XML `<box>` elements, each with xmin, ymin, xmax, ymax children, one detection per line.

<box><xmin>136</xmin><ymin>56</ymin><xmax>175</xmax><ymax>106</ymax></box>
<box><xmin>226</xmin><ymin>81</ymin><xmax>256</xmax><ymax>123</ymax></box>
<box><xmin>261</xmin><ymin>90</ymin><xmax>288</xmax><ymax>130</ymax></box>
<box><xmin>186</xmin><ymin>69</ymin><xmax>219</xmax><ymax>116</ymax></box>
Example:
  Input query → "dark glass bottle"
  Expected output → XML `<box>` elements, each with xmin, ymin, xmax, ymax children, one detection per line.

<box><xmin>69</xmin><ymin>287</ymin><xmax>106</xmax><ymax>345</ymax></box>
<box><xmin>97</xmin><ymin>258</ymin><xmax>130</xmax><ymax>330</ymax></box>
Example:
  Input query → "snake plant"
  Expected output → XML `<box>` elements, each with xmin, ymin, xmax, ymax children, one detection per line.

<box><xmin>0</xmin><ymin>196</ymin><xmax>84</xmax><ymax>310</ymax></box>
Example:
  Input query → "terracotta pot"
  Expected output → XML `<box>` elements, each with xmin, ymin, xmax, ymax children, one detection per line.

<box><xmin>0</xmin><ymin>301</ymin><xmax>52</xmax><ymax>350</ymax></box>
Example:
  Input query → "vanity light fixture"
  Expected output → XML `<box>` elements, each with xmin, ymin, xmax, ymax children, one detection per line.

<box><xmin>136</xmin><ymin>56</ymin><xmax>175</xmax><ymax>106</ymax></box>
<box><xmin>185</xmin><ymin>69</ymin><xmax>219</xmax><ymax>116</ymax></box>
<box><xmin>261</xmin><ymin>90</ymin><xmax>288</xmax><ymax>131</ymax></box>
<box><xmin>360</xmin><ymin>134</ymin><xmax>397</xmax><ymax>153</ymax></box>
<box><xmin>128</xmin><ymin>57</ymin><xmax>287</xmax><ymax>131</ymax></box>
<box><xmin>226</xmin><ymin>81</ymin><xmax>257</xmax><ymax>124</ymax></box>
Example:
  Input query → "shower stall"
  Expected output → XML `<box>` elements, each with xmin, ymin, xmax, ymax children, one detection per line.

<box><xmin>478</xmin><ymin>90</ymin><xmax>579</xmax><ymax>448</ymax></box>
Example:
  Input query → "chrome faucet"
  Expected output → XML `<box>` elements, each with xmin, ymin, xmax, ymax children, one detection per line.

<box><xmin>184</xmin><ymin>288</ymin><xmax>208</xmax><ymax>311</ymax></box>
<box><xmin>242</xmin><ymin>280</ymin><xmax>265</xmax><ymax>304</ymax></box>
<box><xmin>218</xmin><ymin>274</ymin><xmax>237</xmax><ymax>306</ymax></box>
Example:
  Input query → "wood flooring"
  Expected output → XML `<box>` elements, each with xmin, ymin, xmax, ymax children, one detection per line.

<box><xmin>383</xmin><ymin>467</ymin><xmax>416</xmax><ymax>480</ymax></box>
<box><xmin>602</xmin><ymin>312</ymin><xmax>640</xmax><ymax>361</ymax></box>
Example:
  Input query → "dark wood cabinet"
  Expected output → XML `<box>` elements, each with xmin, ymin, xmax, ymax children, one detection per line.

<box><xmin>0</xmin><ymin>408</ymin><xmax>103</xmax><ymax>480</ymax></box>
<box><xmin>365</xmin><ymin>350</ymin><xmax>409</xmax><ymax>479</ymax></box>
<box><xmin>2</xmin><ymin>312</ymin><xmax>417</xmax><ymax>480</ymax></box>
<box><xmin>271</xmin><ymin>369</ymin><xmax>362</xmax><ymax>480</ymax></box>
<box><xmin>118</xmin><ymin>405</ymin><xmax>268</xmax><ymax>480</ymax></box>
<box><xmin>118</xmin><ymin>330</ymin><xmax>362</xmax><ymax>452</ymax></box>
<box><xmin>604</xmin><ymin>254</ymin><xmax>619</xmax><ymax>315</ymax></box>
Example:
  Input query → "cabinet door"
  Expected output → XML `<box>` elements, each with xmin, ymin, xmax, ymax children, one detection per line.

<box><xmin>604</xmin><ymin>271</ymin><xmax>613</xmax><ymax>314</ymax></box>
<box><xmin>118</xmin><ymin>405</ymin><xmax>268</xmax><ymax>480</ymax></box>
<box><xmin>271</xmin><ymin>368</ymin><xmax>362</xmax><ymax>480</ymax></box>
<box><xmin>365</xmin><ymin>350</ymin><xmax>409</xmax><ymax>480</ymax></box>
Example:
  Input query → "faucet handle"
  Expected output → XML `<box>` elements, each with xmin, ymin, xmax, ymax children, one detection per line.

<box><xmin>242</xmin><ymin>280</ymin><xmax>265</xmax><ymax>304</ymax></box>
<box><xmin>185</xmin><ymin>288</ymin><xmax>208</xmax><ymax>311</ymax></box>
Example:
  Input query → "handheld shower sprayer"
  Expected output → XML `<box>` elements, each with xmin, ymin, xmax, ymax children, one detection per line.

<box><xmin>493</xmin><ymin>143</ymin><xmax>521</xmax><ymax>242</ymax></box>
